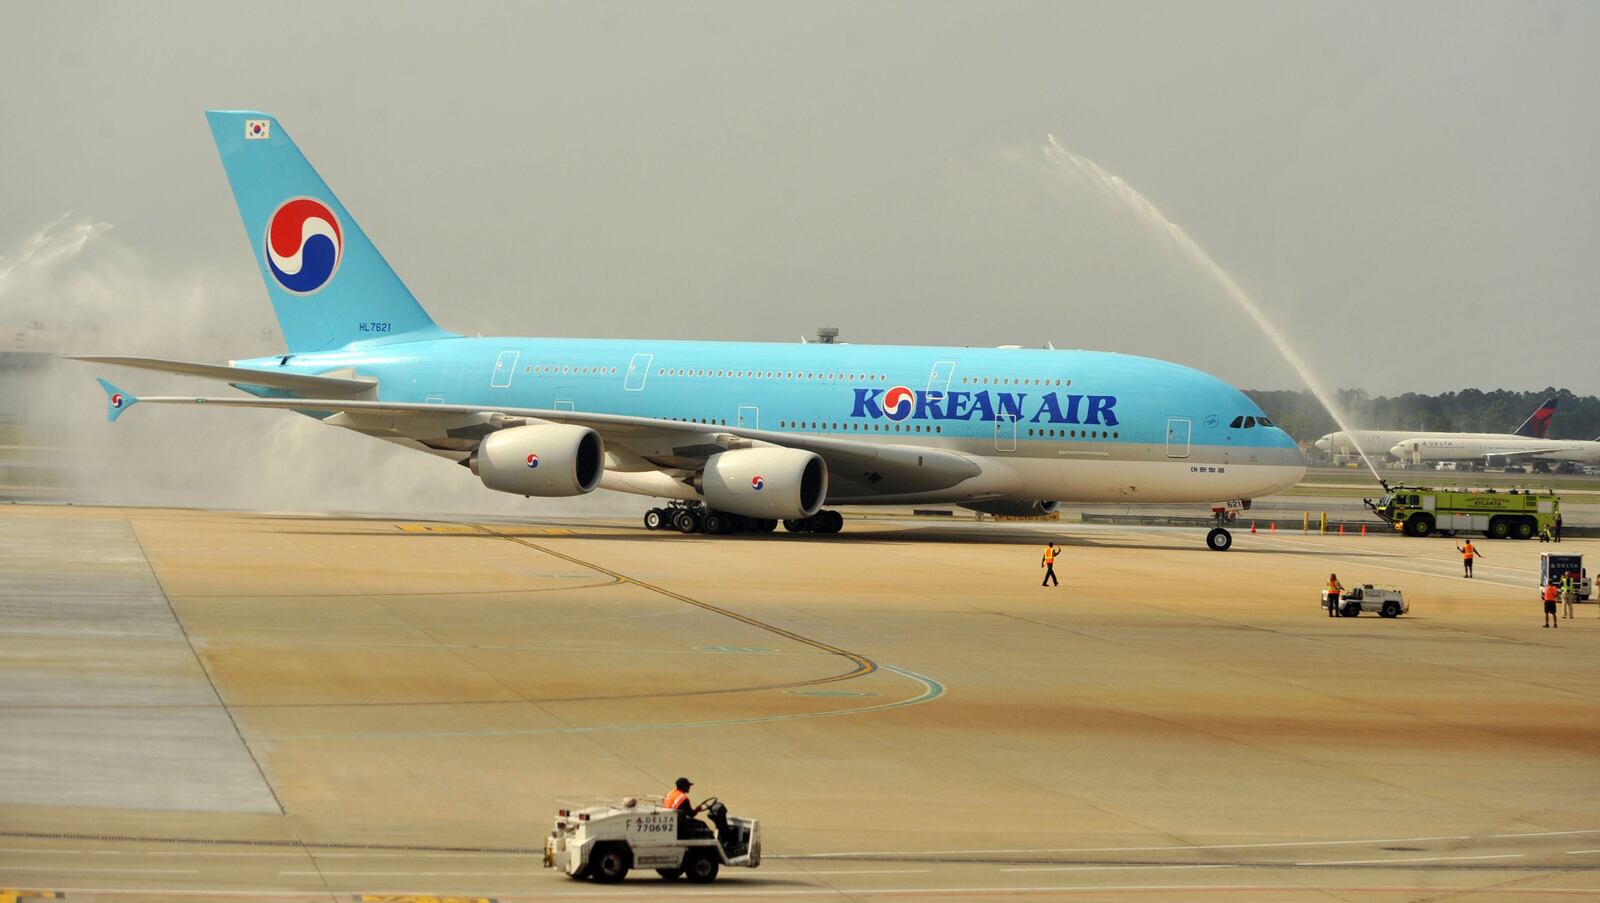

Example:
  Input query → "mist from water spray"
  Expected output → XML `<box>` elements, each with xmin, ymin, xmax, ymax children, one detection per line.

<box><xmin>0</xmin><ymin>215</ymin><xmax>642</xmax><ymax>518</ymax></box>
<box><xmin>1041</xmin><ymin>135</ymin><xmax>1384</xmax><ymax>486</ymax></box>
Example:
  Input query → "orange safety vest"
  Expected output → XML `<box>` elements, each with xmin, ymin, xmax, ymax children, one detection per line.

<box><xmin>1461</xmin><ymin>544</ymin><xmax>1475</xmax><ymax>560</ymax></box>
<box><xmin>1327</xmin><ymin>579</ymin><xmax>1342</xmax><ymax>596</ymax></box>
<box><xmin>1544</xmin><ymin>583</ymin><xmax>1559</xmax><ymax>603</ymax></box>
<box><xmin>1043</xmin><ymin>547</ymin><xmax>1057</xmax><ymax>564</ymax></box>
<box><xmin>663</xmin><ymin>788</ymin><xmax>690</xmax><ymax>811</ymax></box>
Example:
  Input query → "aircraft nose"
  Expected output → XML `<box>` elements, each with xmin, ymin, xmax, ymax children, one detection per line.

<box><xmin>1389</xmin><ymin>443</ymin><xmax>1409</xmax><ymax>458</ymax></box>
<box><xmin>1314</xmin><ymin>436</ymin><xmax>1331</xmax><ymax>452</ymax></box>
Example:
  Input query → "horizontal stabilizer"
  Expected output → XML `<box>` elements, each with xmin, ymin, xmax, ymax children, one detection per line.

<box><xmin>95</xmin><ymin>378</ymin><xmax>137</xmax><ymax>422</ymax></box>
<box><xmin>68</xmin><ymin>356</ymin><xmax>376</xmax><ymax>395</ymax></box>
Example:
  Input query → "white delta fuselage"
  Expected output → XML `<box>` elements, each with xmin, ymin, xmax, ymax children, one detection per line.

<box><xmin>84</xmin><ymin>110</ymin><xmax>1306</xmax><ymax>543</ymax></box>
<box><xmin>1390</xmin><ymin>434</ymin><xmax>1600</xmax><ymax>467</ymax></box>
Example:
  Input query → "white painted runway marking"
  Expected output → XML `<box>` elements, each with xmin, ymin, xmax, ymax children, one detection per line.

<box><xmin>1300</xmin><ymin>853</ymin><xmax>1524</xmax><ymax>866</ymax></box>
<box><xmin>0</xmin><ymin>864</ymin><xmax>199</xmax><ymax>873</ymax></box>
<box><xmin>778</xmin><ymin>831</ymin><xmax>1479</xmax><ymax>857</ymax></box>
<box><xmin>1000</xmin><ymin>864</ymin><xmax>1234</xmax><ymax>873</ymax></box>
<box><xmin>280</xmin><ymin>869</ymin><xmax>549</xmax><ymax>876</ymax></box>
<box><xmin>804</xmin><ymin>868</ymin><xmax>931</xmax><ymax>875</ymax></box>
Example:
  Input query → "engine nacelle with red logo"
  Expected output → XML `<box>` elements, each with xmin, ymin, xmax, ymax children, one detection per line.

<box><xmin>470</xmin><ymin>423</ymin><xmax>604</xmax><ymax>497</ymax></box>
<box><xmin>698</xmin><ymin>448</ymin><xmax>827</xmax><ymax>519</ymax></box>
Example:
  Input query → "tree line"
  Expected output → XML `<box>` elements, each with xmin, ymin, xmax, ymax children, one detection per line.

<box><xmin>1245</xmin><ymin>388</ymin><xmax>1600</xmax><ymax>446</ymax></box>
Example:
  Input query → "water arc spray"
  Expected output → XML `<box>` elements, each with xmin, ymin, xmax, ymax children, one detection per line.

<box><xmin>1041</xmin><ymin>135</ymin><xmax>1385</xmax><ymax>487</ymax></box>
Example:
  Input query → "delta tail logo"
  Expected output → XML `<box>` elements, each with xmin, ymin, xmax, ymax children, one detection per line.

<box><xmin>265</xmin><ymin>197</ymin><xmax>343</xmax><ymax>295</ymax></box>
<box><xmin>1519</xmin><ymin>399</ymin><xmax>1558</xmax><ymax>439</ymax></box>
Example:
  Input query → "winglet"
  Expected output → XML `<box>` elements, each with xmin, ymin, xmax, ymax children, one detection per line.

<box><xmin>96</xmin><ymin>378</ymin><xmax>138</xmax><ymax>422</ymax></box>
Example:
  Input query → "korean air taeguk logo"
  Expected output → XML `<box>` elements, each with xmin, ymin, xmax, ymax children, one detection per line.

<box><xmin>881</xmin><ymin>385</ymin><xmax>915</xmax><ymax>421</ymax></box>
<box><xmin>265</xmin><ymin>198</ymin><xmax>343</xmax><ymax>294</ymax></box>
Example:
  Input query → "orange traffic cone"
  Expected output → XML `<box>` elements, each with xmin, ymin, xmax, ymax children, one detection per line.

<box><xmin>1361</xmin><ymin>524</ymin><xmax>1367</xmax><ymax>537</ymax></box>
<box><xmin>1271</xmin><ymin>522</ymin><xmax>1277</xmax><ymax>533</ymax></box>
<box><xmin>1339</xmin><ymin>524</ymin><xmax>1346</xmax><ymax>535</ymax></box>
<box><xmin>1250</xmin><ymin>521</ymin><xmax>1257</xmax><ymax>534</ymax></box>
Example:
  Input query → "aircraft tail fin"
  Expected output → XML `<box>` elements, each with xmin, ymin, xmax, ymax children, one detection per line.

<box><xmin>1513</xmin><ymin>396</ymin><xmax>1558</xmax><ymax>438</ymax></box>
<box><xmin>204</xmin><ymin>110</ymin><xmax>454</xmax><ymax>353</ymax></box>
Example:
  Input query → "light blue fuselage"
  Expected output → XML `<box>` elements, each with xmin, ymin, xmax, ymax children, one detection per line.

<box><xmin>238</xmin><ymin>336</ymin><xmax>1304</xmax><ymax>505</ymax></box>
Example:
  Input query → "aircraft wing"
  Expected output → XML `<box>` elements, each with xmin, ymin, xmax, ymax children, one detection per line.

<box><xmin>91</xmin><ymin>384</ymin><xmax>985</xmax><ymax>498</ymax></box>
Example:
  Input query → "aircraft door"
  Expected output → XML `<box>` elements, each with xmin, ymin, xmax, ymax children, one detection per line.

<box><xmin>1166</xmin><ymin>418</ymin><xmax>1191</xmax><ymax>458</ymax></box>
<box><xmin>994</xmin><ymin>414</ymin><xmax>1018</xmax><ymax>452</ymax></box>
<box><xmin>738</xmin><ymin>405</ymin><xmax>759</xmax><ymax>429</ymax></box>
<box><xmin>625</xmin><ymin>353</ymin><xmax>653</xmax><ymax>391</ymax></box>
<box><xmin>490</xmin><ymin>350</ymin><xmax>519</xmax><ymax>388</ymax></box>
<box><xmin>925</xmin><ymin>360</ymin><xmax>956</xmax><ymax>403</ymax></box>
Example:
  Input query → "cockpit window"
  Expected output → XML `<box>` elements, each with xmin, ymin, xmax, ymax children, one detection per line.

<box><xmin>1229</xmin><ymin>416</ymin><xmax>1244</xmax><ymax>429</ymax></box>
<box><xmin>1256</xmin><ymin>416</ymin><xmax>1273</xmax><ymax>427</ymax></box>
<box><xmin>1243</xmin><ymin>416</ymin><xmax>1256</xmax><ymax>428</ymax></box>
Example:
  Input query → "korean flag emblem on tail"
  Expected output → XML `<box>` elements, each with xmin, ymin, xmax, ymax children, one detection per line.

<box><xmin>245</xmin><ymin>119</ymin><xmax>271</xmax><ymax>140</ymax></box>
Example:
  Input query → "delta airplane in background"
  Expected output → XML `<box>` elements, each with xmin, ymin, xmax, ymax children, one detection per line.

<box><xmin>80</xmin><ymin>111</ymin><xmax>1303</xmax><ymax>551</ymax></box>
<box><xmin>1390</xmin><ymin>432</ymin><xmax>1600</xmax><ymax>470</ymax></box>
<box><xmin>1314</xmin><ymin>398</ymin><xmax>1557</xmax><ymax>461</ymax></box>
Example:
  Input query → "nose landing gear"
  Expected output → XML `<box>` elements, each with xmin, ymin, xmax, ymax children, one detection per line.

<box><xmin>1206</xmin><ymin>500</ymin><xmax>1250</xmax><ymax>552</ymax></box>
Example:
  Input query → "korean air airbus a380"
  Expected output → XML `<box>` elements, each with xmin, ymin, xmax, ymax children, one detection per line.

<box><xmin>81</xmin><ymin>111</ymin><xmax>1304</xmax><ymax>551</ymax></box>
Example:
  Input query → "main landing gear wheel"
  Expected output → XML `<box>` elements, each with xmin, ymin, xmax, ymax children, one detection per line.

<box><xmin>648</xmin><ymin>503</ymin><xmax>829</xmax><ymax>537</ymax></box>
<box><xmin>1206</xmin><ymin>527</ymin><xmax>1233</xmax><ymax>552</ymax></box>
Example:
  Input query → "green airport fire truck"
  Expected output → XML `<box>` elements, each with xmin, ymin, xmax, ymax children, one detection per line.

<box><xmin>1365</xmin><ymin>484</ymin><xmax>1561</xmax><ymax>539</ymax></box>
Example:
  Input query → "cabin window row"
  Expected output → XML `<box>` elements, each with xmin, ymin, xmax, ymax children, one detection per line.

<box><xmin>521</xmin><ymin>365</ymin><xmax>618</xmax><ymax>375</ymax></box>
<box><xmin>779</xmin><ymin>420</ymin><xmax>944</xmax><ymax>434</ymax></box>
<box><xmin>657</xmin><ymin>368</ymin><xmax>888</xmax><ymax>381</ymax></box>
<box><xmin>1027</xmin><ymin>428</ymin><xmax>1118</xmax><ymax>439</ymax></box>
<box><xmin>961</xmin><ymin>376</ymin><xmax>1069</xmax><ymax>387</ymax></box>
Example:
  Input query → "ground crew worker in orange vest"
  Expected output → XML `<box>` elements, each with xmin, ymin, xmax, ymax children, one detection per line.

<box><xmin>663</xmin><ymin>776</ymin><xmax>709</xmax><ymax>838</ymax></box>
<box><xmin>1326</xmin><ymin>573</ymin><xmax>1344</xmax><ymax>617</ymax></box>
<box><xmin>1041</xmin><ymin>543</ymin><xmax>1061</xmax><ymax>587</ymax></box>
<box><xmin>1543</xmin><ymin>581</ymin><xmax>1560</xmax><ymax>628</ymax></box>
<box><xmin>664</xmin><ymin>776</ymin><xmax>694</xmax><ymax>814</ymax></box>
<box><xmin>1456</xmin><ymin>539</ymin><xmax>1482</xmax><ymax>578</ymax></box>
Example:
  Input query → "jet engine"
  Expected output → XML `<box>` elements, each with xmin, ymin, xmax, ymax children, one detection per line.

<box><xmin>698</xmin><ymin>448</ymin><xmax>827</xmax><ymax>519</ymax></box>
<box><xmin>959</xmin><ymin>499</ymin><xmax>1061</xmax><ymax>518</ymax></box>
<box><xmin>470</xmin><ymin>423</ymin><xmax>604</xmax><ymax>497</ymax></box>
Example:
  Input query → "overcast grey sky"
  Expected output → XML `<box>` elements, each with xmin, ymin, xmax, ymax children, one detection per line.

<box><xmin>3</xmin><ymin>1</ymin><xmax>1596</xmax><ymax>395</ymax></box>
